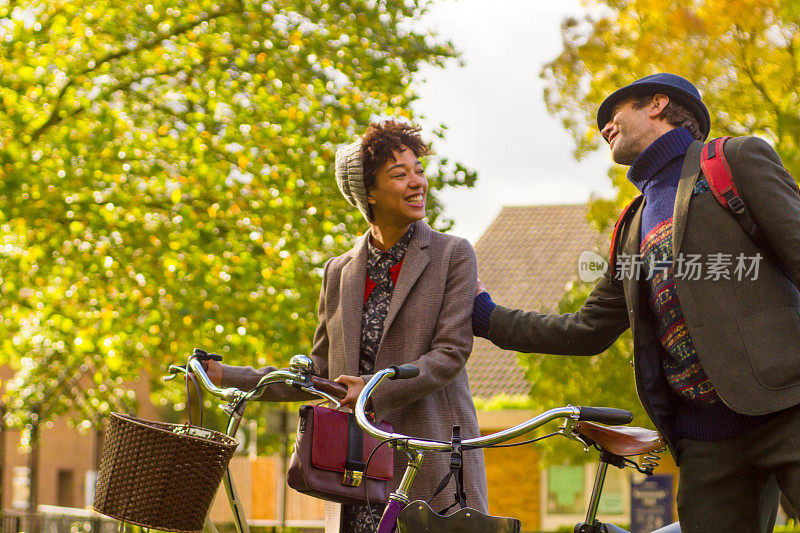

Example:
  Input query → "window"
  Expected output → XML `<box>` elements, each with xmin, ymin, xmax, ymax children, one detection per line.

<box><xmin>546</xmin><ymin>465</ymin><xmax>585</xmax><ymax>514</ymax></box>
<box><xmin>56</xmin><ymin>469</ymin><xmax>75</xmax><ymax>508</ymax></box>
<box><xmin>542</xmin><ymin>463</ymin><xmax>631</xmax><ymax>531</ymax></box>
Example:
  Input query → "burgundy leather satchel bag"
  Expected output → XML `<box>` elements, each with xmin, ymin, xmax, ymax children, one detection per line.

<box><xmin>287</xmin><ymin>404</ymin><xmax>394</xmax><ymax>505</ymax></box>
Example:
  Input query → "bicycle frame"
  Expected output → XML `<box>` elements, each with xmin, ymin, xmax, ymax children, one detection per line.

<box><xmin>355</xmin><ymin>365</ymin><xmax>637</xmax><ymax>533</ymax></box>
<box><xmin>575</xmin><ymin>452</ymin><xmax>680</xmax><ymax>533</ymax></box>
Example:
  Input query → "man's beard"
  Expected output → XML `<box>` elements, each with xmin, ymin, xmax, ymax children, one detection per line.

<box><xmin>611</xmin><ymin>137</ymin><xmax>642</xmax><ymax>166</ymax></box>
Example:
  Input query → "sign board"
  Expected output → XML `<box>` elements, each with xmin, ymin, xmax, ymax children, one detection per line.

<box><xmin>630</xmin><ymin>474</ymin><xmax>673</xmax><ymax>533</ymax></box>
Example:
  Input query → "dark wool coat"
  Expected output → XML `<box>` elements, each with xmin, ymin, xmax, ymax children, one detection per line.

<box><xmin>223</xmin><ymin>221</ymin><xmax>488</xmax><ymax>512</ymax></box>
<box><xmin>487</xmin><ymin>137</ymin><xmax>800</xmax><ymax>457</ymax></box>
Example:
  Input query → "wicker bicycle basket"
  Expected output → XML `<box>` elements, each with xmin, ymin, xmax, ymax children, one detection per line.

<box><xmin>93</xmin><ymin>412</ymin><xmax>238</xmax><ymax>532</ymax></box>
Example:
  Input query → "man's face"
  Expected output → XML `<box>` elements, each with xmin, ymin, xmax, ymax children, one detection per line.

<box><xmin>600</xmin><ymin>97</ymin><xmax>657</xmax><ymax>166</ymax></box>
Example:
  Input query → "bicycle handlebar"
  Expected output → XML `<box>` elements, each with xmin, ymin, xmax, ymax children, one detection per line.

<box><xmin>166</xmin><ymin>355</ymin><xmax>347</xmax><ymax>407</ymax></box>
<box><xmin>388</xmin><ymin>364</ymin><xmax>421</xmax><ymax>380</ymax></box>
<box><xmin>354</xmin><ymin>365</ymin><xmax>633</xmax><ymax>451</ymax></box>
<box><xmin>576</xmin><ymin>406</ymin><xmax>633</xmax><ymax>425</ymax></box>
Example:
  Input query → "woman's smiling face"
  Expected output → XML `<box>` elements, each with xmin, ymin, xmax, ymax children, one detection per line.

<box><xmin>367</xmin><ymin>146</ymin><xmax>427</xmax><ymax>228</ymax></box>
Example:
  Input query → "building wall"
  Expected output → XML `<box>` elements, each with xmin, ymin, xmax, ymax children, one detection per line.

<box><xmin>4</xmin><ymin>420</ymin><xmax>95</xmax><ymax>509</ymax></box>
<box><xmin>479</xmin><ymin>410</ymin><xmax>542</xmax><ymax>531</ymax></box>
<box><xmin>0</xmin><ymin>366</ymin><xmax>161</xmax><ymax>510</ymax></box>
<box><xmin>484</xmin><ymin>440</ymin><xmax>541</xmax><ymax>529</ymax></box>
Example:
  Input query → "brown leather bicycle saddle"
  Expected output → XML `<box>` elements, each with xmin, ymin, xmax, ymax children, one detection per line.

<box><xmin>573</xmin><ymin>421</ymin><xmax>664</xmax><ymax>456</ymax></box>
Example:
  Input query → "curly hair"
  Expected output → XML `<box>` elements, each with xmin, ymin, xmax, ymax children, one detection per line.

<box><xmin>360</xmin><ymin>120</ymin><xmax>430</xmax><ymax>191</ymax></box>
<box><xmin>632</xmin><ymin>94</ymin><xmax>703</xmax><ymax>141</ymax></box>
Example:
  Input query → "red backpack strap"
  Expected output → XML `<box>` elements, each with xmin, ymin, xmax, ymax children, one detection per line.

<box><xmin>700</xmin><ymin>136</ymin><xmax>761</xmax><ymax>237</ymax></box>
<box><xmin>609</xmin><ymin>195</ymin><xmax>643</xmax><ymax>279</ymax></box>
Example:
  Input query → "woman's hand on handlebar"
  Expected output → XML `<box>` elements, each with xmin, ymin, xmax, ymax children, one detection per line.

<box><xmin>205</xmin><ymin>359</ymin><xmax>223</xmax><ymax>386</ymax></box>
<box><xmin>183</xmin><ymin>358</ymin><xmax>222</xmax><ymax>386</ymax></box>
<box><xmin>334</xmin><ymin>374</ymin><xmax>366</xmax><ymax>409</ymax></box>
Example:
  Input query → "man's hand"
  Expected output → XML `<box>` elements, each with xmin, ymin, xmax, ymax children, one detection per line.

<box><xmin>476</xmin><ymin>279</ymin><xmax>486</xmax><ymax>296</ymax></box>
<box><xmin>334</xmin><ymin>374</ymin><xmax>366</xmax><ymax>409</ymax></box>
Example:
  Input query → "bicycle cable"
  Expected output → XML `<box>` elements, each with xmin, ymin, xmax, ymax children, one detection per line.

<box><xmin>463</xmin><ymin>430</ymin><xmax>561</xmax><ymax>450</ymax></box>
<box><xmin>363</xmin><ymin>436</ymin><xmax>405</xmax><ymax>532</ymax></box>
<box><xmin>361</xmin><ymin>431</ymin><xmax>458</xmax><ymax>530</ymax></box>
<box><xmin>225</xmin><ymin>374</ymin><xmax>342</xmax><ymax>437</ymax></box>
<box><xmin>228</xmin><ymin>377</ymin><xmax>562</xmax><ymax>530</ymax></box>
<box><xmin>221</xmin><ymin>377</ymin><xmax>282</xmax><ymax>449</ymax></box>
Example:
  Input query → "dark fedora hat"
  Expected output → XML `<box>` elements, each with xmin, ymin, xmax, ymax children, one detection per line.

<box><xmin>596</xmin><ymin>73</ymin><xmax>710</xmax><ymax>140</ymax></box>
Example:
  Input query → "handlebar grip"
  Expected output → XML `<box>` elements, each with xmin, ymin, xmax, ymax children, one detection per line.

<box><xmin>389</xmin><ymin>364</ymin><xmax>420</xmax><ymax>380</ymax></box>
<box><xmin>577</xmin><ymin>406</ymin><xmax>633</xmax><ymax>425</ymax></box>
<box><xmin>192</xmin><ymin>348</ymin><xmax>222</xmax><ymax>362</ymax></box>
<box><xmin>310</xmin><ymin>376</ymin><xmax>348</xmax><ymax>400</ymax></box>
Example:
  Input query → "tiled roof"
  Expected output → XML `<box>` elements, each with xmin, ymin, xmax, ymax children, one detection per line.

<box><xmin>466</xmin><ymin>204</ymin><xmax>605</xmax><ymax>399</ymax></box>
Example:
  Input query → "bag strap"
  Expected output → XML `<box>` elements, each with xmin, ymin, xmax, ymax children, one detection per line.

<box><xmin>431</xmin><ymin>425</ymin><xmax>468</xmax><ymax>515</ymax></box>
<box><xmin>609</xmin><ymin>195</ymin><xmax>644</xmax><ymax>279</ymax></box>
<box><xmin>343</xmin><ymin>412</ymin><xmax>366</xmax><ymax>487</ymax></box>
<box><xmin>700</xmin><ymin>136</ymin><xmax>762</xmax><ymax>239</ymax></box>
<box><xmin>699</xmin><ymin>137</ymin><xmax>795</xmax><ymax>276</ymax></box>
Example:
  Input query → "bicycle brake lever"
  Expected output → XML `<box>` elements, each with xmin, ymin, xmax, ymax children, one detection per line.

<box><xmin>559</xmin><ymin>418</ymin><xmax>592</xmax><ymax>451</ymax></box>
<box><xmin>299</xmin><ymin>385</ymin><xmax>342</xmax><ymax>408</ymax></box>
<box><xmin>162</xmin><ymin>364</ymin><xmax>187</xmax><ymax>382</ymax></box>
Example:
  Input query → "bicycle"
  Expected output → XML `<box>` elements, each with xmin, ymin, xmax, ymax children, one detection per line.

<box><xmin>163</xmin><ymin>349</ymin><xmax>348</xmax><ymax>533</ymax></box>
<box><xmin>354</xmin><ymin>364</ymin><xmax>682</xmax><ymax>533</ymax></box>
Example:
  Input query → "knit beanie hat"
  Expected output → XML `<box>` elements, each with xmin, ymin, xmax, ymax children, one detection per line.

<box><xmin>335</xmin><ymin>139</ymin><xmax>372</xmax><ymax>221</ymax></box>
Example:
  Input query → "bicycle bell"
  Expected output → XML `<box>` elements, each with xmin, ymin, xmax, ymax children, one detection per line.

<box><xmin>289</xmin><ymin>354</ymin><xmax>315</xmax><ymax>375</ymax></box>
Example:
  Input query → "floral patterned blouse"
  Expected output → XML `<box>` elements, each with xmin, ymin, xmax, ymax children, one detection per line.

<box><xmin>342</xmin><ymin>223</ymin><xmax>415</xmax><ymax>533</ymax></box>
<box><xmin>358</xmin><ymin>223</ymin><xmax>415</xmax><ymax>374</ymax></box>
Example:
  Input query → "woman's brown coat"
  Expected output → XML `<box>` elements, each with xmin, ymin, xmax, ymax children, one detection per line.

<box><xmin>223</xmin><ymin>221</ymin><xmax>488</xmax><ymax>512</ymax></box>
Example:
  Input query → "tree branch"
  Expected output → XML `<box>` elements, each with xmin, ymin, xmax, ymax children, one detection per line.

<box><xmin>785</xmin><ymin>26</ymin><xmax>800</xmax><ymax>93</ymax></box>
<box><xmin>29</xmin><ymin>3</ymin><xmax>240</xmax><ymax>142</ymax></box>
<box><xmin>80</xmin><ymin>4</ymin><xmax>240</xmax><ymax>79</ymax></box>
<box><xmin>31</xmin><ymin>61</ymin><xmax>208</xmax><ymax>141</ymax></box>
<box><xmin>734</xmin><ymin>24</ymin><xmax>781</xmax><ymax>115</ymax></box>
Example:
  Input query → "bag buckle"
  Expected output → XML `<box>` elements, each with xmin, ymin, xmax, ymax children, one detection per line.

<box><xmin>342</xmin><ymin>469</ymin><xmax>363</xmax><ymax>487</ymax></box>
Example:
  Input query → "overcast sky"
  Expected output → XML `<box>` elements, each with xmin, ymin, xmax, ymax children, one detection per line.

<box><xmin>412</xmin><ymin>0</ymin><xmax>615</xmax><ymax>242</ymax></box>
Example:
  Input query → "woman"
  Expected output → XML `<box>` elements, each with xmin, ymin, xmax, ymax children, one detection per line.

<box><xmin>208</xmin><ymin>120</ymin><xmax>487</xmax><ymax>531</ymax></box>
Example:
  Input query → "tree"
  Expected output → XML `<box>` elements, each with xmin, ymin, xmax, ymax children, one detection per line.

<box><xmin>542</xmin><ymin>0</ymin><xmax>800</xmax><ymax>229</ymax></box>
<box><xmin>0</xmin><ymin>0</ymin><xmax>475</xmax><ymax>441</ymax></box>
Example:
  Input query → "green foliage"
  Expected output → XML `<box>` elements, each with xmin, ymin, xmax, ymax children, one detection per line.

<box><xmin>541</xmin><ymin>0</ymin><xmax>800</xmax><ymax>228</ymax></box>
<box><xmin>0</xmin><ymin>0</ymin><xmax>474</xmax><ymax>435</ymax></box>
<box><xmin>472</xmin><ymin>392</ymin><xmax>534</xmax><ymax>411</ymax></box>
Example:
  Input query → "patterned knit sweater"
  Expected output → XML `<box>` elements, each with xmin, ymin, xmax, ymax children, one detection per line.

<box><xmin>640</xmin><ymin>205</ymin><xmax>719</xmax><ymax>404</ymax></box>
<box><xmin>631</xmin><ymin>128</ymin><xmax>762</xmax><ymax>439</ymax></box>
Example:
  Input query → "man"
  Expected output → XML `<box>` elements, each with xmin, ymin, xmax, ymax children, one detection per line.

<box><xmin>472</xmin><ymin>73</ymin><xmax>800</xmax><ymax>531</ymax></box>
